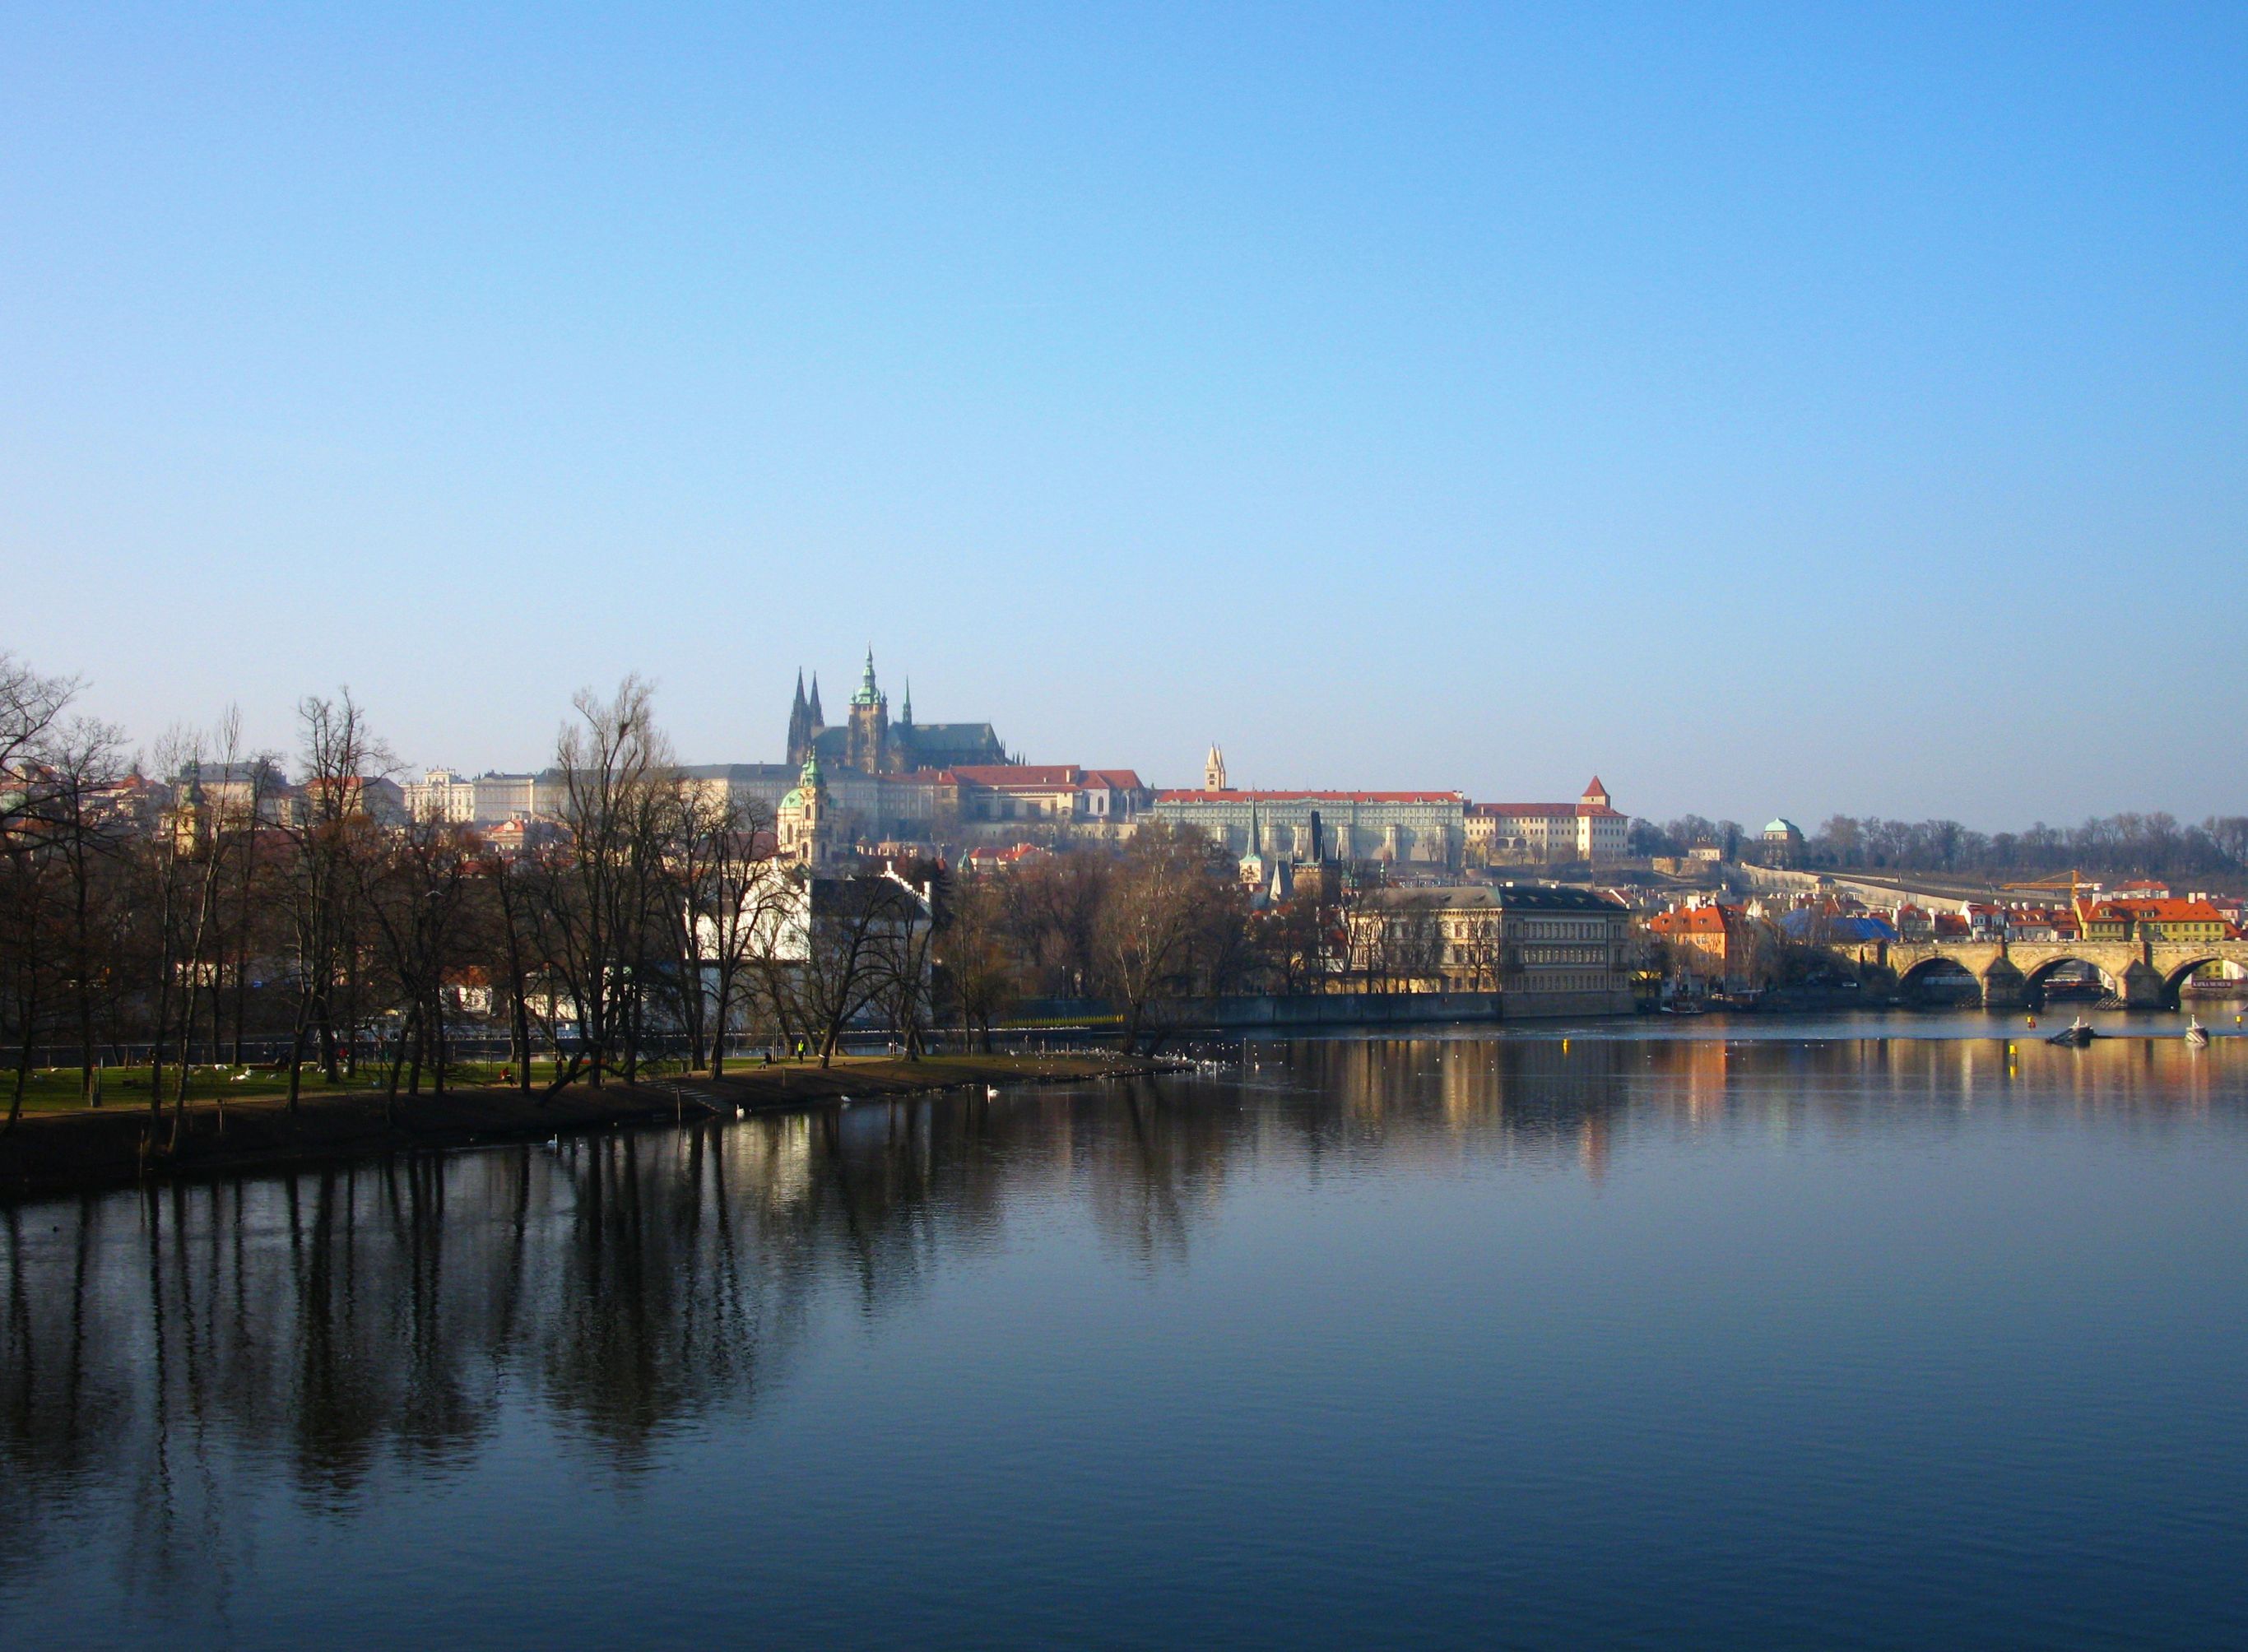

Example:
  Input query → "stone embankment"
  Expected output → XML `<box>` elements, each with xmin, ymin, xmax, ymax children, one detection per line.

<box><xmin>0</xmin><ymin>1054</ymin><xmax>1175</xmax><ymax>1202</ymax></box>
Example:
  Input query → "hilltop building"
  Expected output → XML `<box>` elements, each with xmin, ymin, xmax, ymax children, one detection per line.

<box><xmin>1760</xmin><ymin>817</ymin><xmax>1807</xmax><ymax>868</ymax></box>
<box><xmin>785</xmin><ymin>652</ymin><xmax>1010</xmax><ymax>776</ymax></box>
<box><xmin>945</xmin><ymin>765</ymin><xmax>1150</xmax><ymax>831</ymax></box>
<box><xmin>404</xmin><ymin>768</ymin><xmax>564</xmax><ymax>825</ymax></box>
<box><xmin>1154</xmin><ymin>776</ymin><xmax>1466</xmax><ymax>869</ymax></box>
<box><xmin>1465</xmin><ymin>778</ymin><xmax>1628</xmax><ymax>867</ymax></box>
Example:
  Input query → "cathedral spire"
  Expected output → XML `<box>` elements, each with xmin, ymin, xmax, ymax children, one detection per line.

<box><xmin>807</xmin><ymin>674</ymin><xmax>824</xmax><ymax>726</ymax></box>
<box><xmin>901</xmin><ymin>677</ymin><xmax>913</xmax><ymax>725</ymax></box>
<box><xmin>787</xmin><ymin>669</ymin><xmax>811</xmax><ymax>764</ymax></box>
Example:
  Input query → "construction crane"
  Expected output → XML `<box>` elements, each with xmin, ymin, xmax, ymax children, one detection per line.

<box><xmin>2000</xmin><ymin>870</ymin><xmax>2101</xmax><ymax>922</ymax></box>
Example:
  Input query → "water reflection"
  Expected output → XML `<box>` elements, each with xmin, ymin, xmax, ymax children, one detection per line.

<box><xmin>2</xmin><ymin>1033</ymin><xmax>2241</xmax><ymax>1633</ymax></box>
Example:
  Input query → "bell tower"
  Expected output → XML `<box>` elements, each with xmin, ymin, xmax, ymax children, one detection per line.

<box><xmin>1205</xmin><ymin>745</ymin><xmax>1228</xmax><ymax>791</ymax></box>
<box><xmin>846</xmin><ymin>647</ymin><xmax>892</xmax><ymax>773</ymax></box>
<box><xmin>778</xmin><ymin>752</ymin><xmax>833</xmax><ymax>868</ymax></box>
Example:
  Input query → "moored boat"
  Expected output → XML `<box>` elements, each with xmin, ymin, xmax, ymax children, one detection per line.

<box><xmin>2047</xmin><ymin>1017</ymin><xmax>2100</xmax><ymax>1047</ymax></box>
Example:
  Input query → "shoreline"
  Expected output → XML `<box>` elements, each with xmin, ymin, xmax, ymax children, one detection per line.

<box><xmin>0</xmin><ymin>1053</ymin><xmax>1180</xmax><ymax>1204</ymax></box>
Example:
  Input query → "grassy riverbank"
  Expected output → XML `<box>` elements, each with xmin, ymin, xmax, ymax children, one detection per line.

<box><xmin>0</xmin><ymin>1053</ymin><xmax>1172</xmax><ymax>1201</ymax></box>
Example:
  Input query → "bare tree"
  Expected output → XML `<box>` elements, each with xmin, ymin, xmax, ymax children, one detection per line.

<box><xmin>0</xmin><ymin>654</ymin><xmax>81</xmax><ymax>1126</ymax></box>
<box><xmin>1001</xmin><ymin>853</ymin><xmax>1110</xmax><ymax>999</ymax></box>
<box><xmin>26</xmin><ymin>717</ymin><xmax>126</xmax><ymax>1107</ymax></box>
<box><xmin>526</xmin><ymin>678</ymin><xmax>671</xmax><ymax>1092</ymax></box>
<box><xmin>357</xmin><ymin>815</ymin><xmax>478</xmax><ymax>1117</ymax></box>
<box><xmin>473</xmin><ymin>842</ymin><xmax>544</xmax><ymax>1093</ymax></box>
<box><xmin>0</xmin><ymin>652</ymin><xmax>75</xmax><ymax>838</ymax></box>
<box><xmin>782</xmin><ymin>868</ymin><xmax>927</xmax><ymax>1068</ymax></box>
<box><xmin>683</xmin><ymin>796</ymin><xmax>783</xmax><ymax>1076</ymax></box>
<box><xmin>1350</xmin><ymin>888</ymin><xmax>1444</xmax><ymax>993</ymax></box>
<box><xmin>871</xmin><ymin>861</ymin><xmax>942</xmax><ymax>1059</ymax></box>
<box><xmin>163</xmin><ymin>710</ymin><xmax>253</xmax><ymax>1139</ymax></box>
<box><xmin>1100</xmin><ymin>824</ymin><xmax>1225</xmax><ymax>1055</ymax></box>
<box><xmin>279</xmin><ymin>692</ymin><xmax>386</xmax><ymax>1113</ymax></box>
<box><xmin>0</xmin><ymin>814</ymin><xmax>63</xmax><ymax>1130</ymax></box>
<box><xmin>938</xmin><ymin>870</ymin><xmax>1019</xmax><ymax>1051</ymax></box>
<box><xmin>221</xmin><ymin>749</ymin><xmax>285</xmax><ymax>1064</ymax></box>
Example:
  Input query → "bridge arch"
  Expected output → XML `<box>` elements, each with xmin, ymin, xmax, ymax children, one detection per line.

<box><xmin>1895</xmin><ymin>956</ymin><xmax>1981</xmax><ymax>1001</ymax></box>
<box><xmin>2019</xmin><ymin>955</ymin><xmax>2120</xmax><ymax>1002</ymax></box>
<box><xmin>2161</xmin><ymin>956</ymin><xmax>2232</xmax><ymax>1005</ymax></box>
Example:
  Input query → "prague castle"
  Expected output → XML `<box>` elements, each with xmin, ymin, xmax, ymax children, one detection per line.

<box><xmin>786</xmin><ymin>652</ymin><xmax>1010</xmax><ymax>776</ymax></box>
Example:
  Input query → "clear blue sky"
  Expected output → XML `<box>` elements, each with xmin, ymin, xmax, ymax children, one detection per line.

<box><xmin>5</xmin><ymin>3</ymin><xmax>2243</xmax><ymax>825</ymax></box>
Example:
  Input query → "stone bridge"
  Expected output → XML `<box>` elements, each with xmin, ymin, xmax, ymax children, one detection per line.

<box><xmin>1876</xmin><ymin>940</ymin><xmax>2248</xmax><ymax>1008</ymax></box>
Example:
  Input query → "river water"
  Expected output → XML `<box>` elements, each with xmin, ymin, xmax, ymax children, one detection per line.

<box><xmin>5</xmin><ymin>1017</ymin><xmax>2247</xmax><ymax>1649</ymax></box>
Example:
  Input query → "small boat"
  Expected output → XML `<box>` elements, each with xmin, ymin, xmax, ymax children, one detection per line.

<box><xmin>2186</xmin><ymin>1017</ymin><xmax>2210</xmax><ymax>1051</ymax></box>
<box><xmin>2047</xmin><ymin>1017</ymin><xmax>2100</xmax><ymax>1048</ymax></box>
<box><xmin>1661</xmin><ymin>1000</ymin><xmax>1708</xmax><ymax>1017</ymax></box>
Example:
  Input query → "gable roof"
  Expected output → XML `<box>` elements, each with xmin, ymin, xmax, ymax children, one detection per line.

<box><xmin>2091</xmin><ymin>898</ymin><xmax>2233</xmax><ymax>928</ymax></box>
<box><xmin>1650</xmin><ymin>904</ymin><xmax>1741</xmax><ymax>936</ymax></box>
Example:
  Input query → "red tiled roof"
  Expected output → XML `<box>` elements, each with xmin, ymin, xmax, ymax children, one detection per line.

<box><xmin>2092</xmin><ymin>898</ymin><xmax>2232</xmax><ymax>926</ymax></box>
<box><xmin>1159</xmin><ymin>789</ymin><xmax>1464</xmax><ymax>805</ymax></box>
<box><xmin>952</xmin><ymin>765</ymin><xmax>1080</xmax><ymax>787</ymax></box>
<box><xmin>965</xmin><ymin>842</ymin><xmax>1049</xmax><ymax>866</ymax></box>
<box><xmin>1651</xmin><ymin>905</ymin><xmax>1738</xmax><ymax>936</ymax></box>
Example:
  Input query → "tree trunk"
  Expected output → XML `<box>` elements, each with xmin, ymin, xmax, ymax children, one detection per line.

<box><xmin>168</xmin><ymin>971</ymin><xmax>197</xmax><ymax>1150</ymax></box>
<box><xmin>74</xmin><ymin>871</ymin><xmax>96</xmax><ymax>1107</ymax></box>
<box><xmin>5</xmin><ymin>985</ymin><xmax>35</xmax><ymax>1134</ymax></box>
<box><xmin>150</xmin><ymin>968</ymin><xmax>171</xmax><ymax>1125</ymax></box>
<box><xmin>430</xmin><ymin>987</ymin><xmax>446</xmax><ymax>1097</ymax></box>
<box><xmin>286</xmin><ymin>999</ymin><xmax>309</xmax><ymax>1116</ymax></box>
<box><xmin>384</xmin><ymin>1005</ymin><xmax>416</xmax><ymax>1125</ymax></box>
<box><xmin>341</xmin><ymin>945</ymin><xmax>360</xmax><ymax>1078</ymax></box>
<box><xmin>708</xmin><ymin>972</ymin><xmax>730</xmax><ymax>1078</ymax></box>
<box><xmin>625</xmin><ymin>982</ymin><xmax>642</xmax><ymax>1086</ymax></box>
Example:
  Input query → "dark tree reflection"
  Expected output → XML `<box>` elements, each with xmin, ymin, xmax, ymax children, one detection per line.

<box><xmin>1</xmin><ymin>1032</ymin><xmax>2227</xmax><ymax>1614</ymax></box>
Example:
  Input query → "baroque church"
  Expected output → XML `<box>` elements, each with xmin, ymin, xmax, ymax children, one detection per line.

<box><xmin>785</xmin><ymin>652</ymin><xmax>1011</xmax><ymax>776</ymax></box>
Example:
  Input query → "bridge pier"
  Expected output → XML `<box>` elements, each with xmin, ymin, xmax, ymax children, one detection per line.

<box><xmin>1979</xmin><ymin>958</ymin><xmax>2027</xmax><ymax>1009</ymax></box>
<box><xmin>2118</xmin><ymin>960</ymin><xmax>2167</xmax><ymax>1009</ymax></box>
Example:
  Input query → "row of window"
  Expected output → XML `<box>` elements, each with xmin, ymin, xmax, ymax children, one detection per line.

<box><xmin>1521</xmin><ymin>972</ymin><xmax>1621</xmax><ymax>994</ymax></box>
<box><xmin>1525</xmin><ymin>920</ymin><xmax>1618</xmax><ymax>940</ymax></box>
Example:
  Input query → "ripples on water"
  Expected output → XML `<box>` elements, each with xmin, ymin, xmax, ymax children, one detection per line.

<box><xmin>4</xmin><ymin>1028</ymin><xmax>2247</xmax><ymax>1649</ymax></box>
